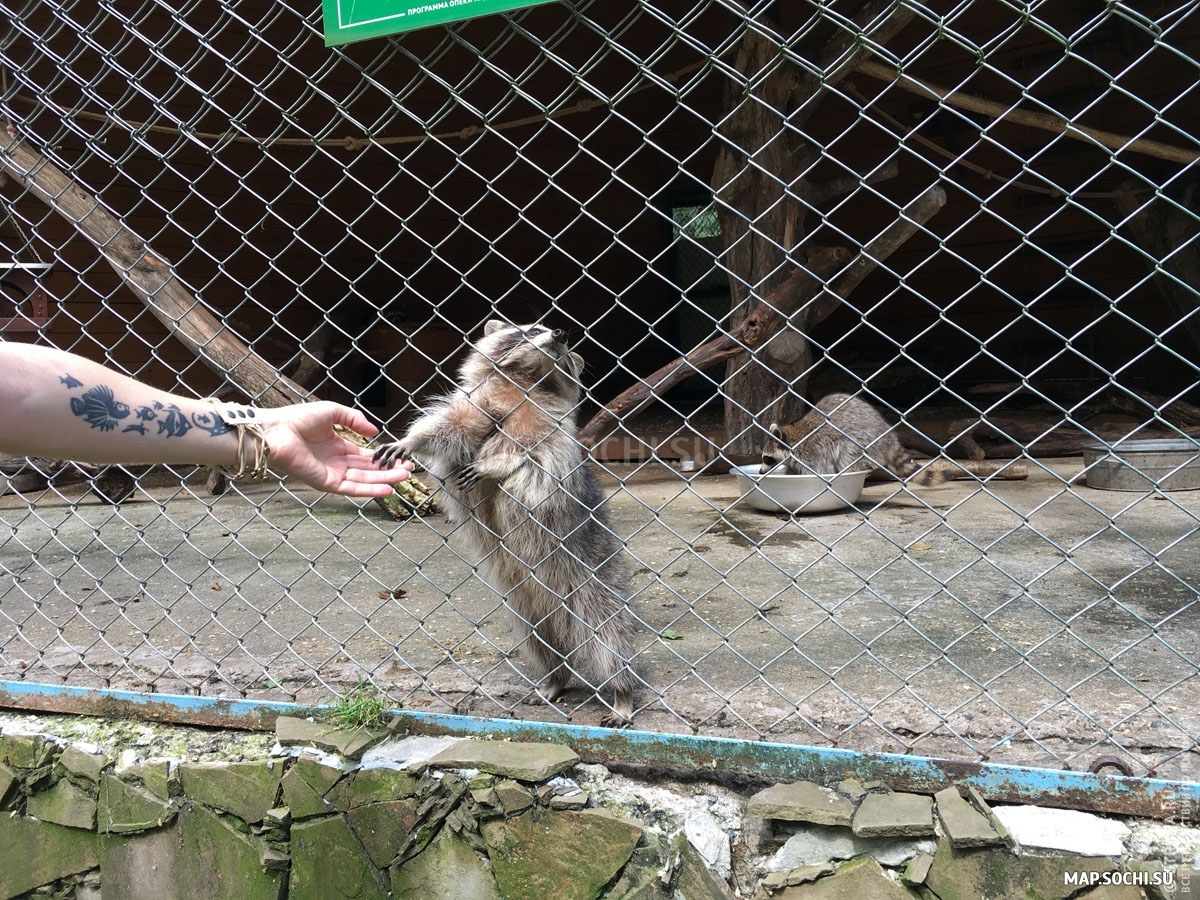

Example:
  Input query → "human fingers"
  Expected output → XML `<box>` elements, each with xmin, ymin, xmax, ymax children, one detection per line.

<box><xmin>330</xmin><ymin>462</ymin><xmax>414</xmax><ymax>497</ymax></box>
<box><xmin>322</xmin><ymin>402</ymin><xmax>381</xmax><ymax>439</ymax></box>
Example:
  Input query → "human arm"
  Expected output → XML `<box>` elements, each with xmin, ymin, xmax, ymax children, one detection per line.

<box><xmin>0</xmin><ymin>343</ymin><xmax>413</xmax><ymax>497</ymax></box>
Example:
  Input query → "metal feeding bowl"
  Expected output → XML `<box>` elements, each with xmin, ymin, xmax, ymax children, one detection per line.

<box><xmin>1082</xmin><ymin>438</ymin><xmax>1200</xmax><ymax>492</ymax></box>
<box><xmin>731</xmin><ymin>464</ymin><xmax>870</xmax><ymax>514</ymax></box>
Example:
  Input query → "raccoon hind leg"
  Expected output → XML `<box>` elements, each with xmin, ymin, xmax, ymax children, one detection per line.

<box><xmin>521</xmin><ymin>628</ymin><xmax>572</xmax><ymax>704</ymax></box>
<box><xmin>887</xmin><ymin>448</ymin><xmax>955</xmax><ymax>485</ymax></box>
<box><xmin>505</xmin><ymin>586</ymin><xmax>572</xmax><ymax>703</ymax></box>
<box><xmin>871</xmin><ymin>434</ymin><xmax>928</xmax><ymax>483</ymax></box>
<box><xmin>600</xmin><ymin>679</ymin><xmax>635</xmax><ymax>728</ymax></box>
<box><xmin>887</xmin><ymin>454</ymin><xmax>921</xmax><ymax>481</ymax></box>
<box><xmin>571</xmin><ymin>599</ymin><xmax>637</xmax><ymax>728</ymax></box>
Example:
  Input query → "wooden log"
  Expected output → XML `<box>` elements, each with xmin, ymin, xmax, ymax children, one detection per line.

<box><xmin>945</xmin><ymin>419</ymin><xmax>991</xmax><ymax>461</ymax></box>
<box><xmin>578</xmin><ymin>247</ymin><xmax>851</xmax><ymax>447</ymax></box>
<box><xmin>0</xmin><ymin>127</ymin><xmax>306</xmax><ymax>408</ymax></box>
<box><xmin>923</xmin><ymin>458</ymin><xmax>1028</xmax><ymax>481</ymax></box>
<box><xmin>0</xmin><ymin>126</ymin><xmax>427</xmax><ymax>518</ymax></box>
<box><xmin>0</xmin><ymin>457</ymin><xmax>52</xmax><ymax>494</ymax></box>
<box><xmin>1</xmin><ymin>457</ymin><xmax>136</xmax><ymax>504</ymax></box>
<box><xmin>79</xmin><ymin>464</ymin><xmax>137</xmax><ymax>504</ymax></box>
<box><xmin>1128</xmin><ymin>390</ymin><xmax>1200</xmax><ymax>429</ymax></box>
<box><xmin>957</xmin><ymin>422</ymin><xmax>1200</xmax><ymax>459</ymax></box>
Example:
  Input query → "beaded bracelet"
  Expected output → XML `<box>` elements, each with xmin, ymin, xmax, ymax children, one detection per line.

<box><xmin>208</xmin><ymin>401</ymin><xmax>271</xmax><ymax>480</ymax></box>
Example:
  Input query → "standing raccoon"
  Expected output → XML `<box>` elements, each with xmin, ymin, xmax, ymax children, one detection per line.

<box><xmin>373</xmin><ymin>321</ymin><xmax>638</xmax><ymax>726</ymax></box>
<box><xmin>760</xmin><ymin>392</ymin><xmax>944</xmax><ymax>483</ymax></box>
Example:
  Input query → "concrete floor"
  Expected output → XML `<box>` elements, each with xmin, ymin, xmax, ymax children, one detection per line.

<box><xmin>2</xmin><ymin>456</ymin><xmax>1198</xmax><ymax>780</ymax></box>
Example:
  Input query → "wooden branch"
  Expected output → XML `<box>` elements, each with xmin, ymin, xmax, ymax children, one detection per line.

<box><xmin>580</xmin><ymin>183</ymin><xmax>948</xmax><ymax>450</ymax></box>
<box><xmin>0</xmin><ymin>127</ymin><xmax>426</xmax><ymax>517</ymax></box>
<box><xmin>744</xmin><ymin>248</ymin><xmax>854</xmax><ymax>345</ymax></box>
<box><xmin>579</xmin><ymin>247</ymin><xmax>851</xmax><ymax>447</ymax></box>
<box><xmin>806</xmin><ymin>184</ymin><xmax>947</xmax><ymax>329</ymax></box>
<box><xmin>0</xmin><ymin>129</ymin><xmax>307</xmax><ymax>407</ymax></box>
<box><xmin>287</xmin><ymin>322</ymin><xmax>337</xmax><ymax>389</ymax></box>
<box><xmin>809</xmin><ymin>159</ymin><xmax>900</xmax><ymax>206</ymax></box>
<box><xmin>856</xmin><ymin>60</ymin><xmax>1199</xmax><ymax>166</ymax></box>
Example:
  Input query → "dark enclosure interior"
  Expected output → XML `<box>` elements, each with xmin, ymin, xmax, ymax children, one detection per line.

<box><xmin>2</xmin><ymin>0</ymin><xmax>1196</xmax><ymax>459</ymax></box>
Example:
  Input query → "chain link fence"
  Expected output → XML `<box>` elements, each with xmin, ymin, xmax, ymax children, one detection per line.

<box><xmin>1</xmin><ymin>0</ymin><xmax>1199</xmax><ymax>780</ymax></box>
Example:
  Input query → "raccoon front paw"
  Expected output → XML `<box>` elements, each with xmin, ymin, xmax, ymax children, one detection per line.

<box><xmin>457</xmin><ymin>464</ymin><xmax>483</xmax><ymax>490</ymax></box>
<box><xmin>373</xmin><ymin>443</ymin><xmax>411</xmax><ymax>469</ymax></box>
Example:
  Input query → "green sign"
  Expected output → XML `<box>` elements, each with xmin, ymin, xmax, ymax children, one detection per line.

<box><xmin>322</xmin><ymin>0</ymin><xmax>558</xmax><ymax>45</ymax></box>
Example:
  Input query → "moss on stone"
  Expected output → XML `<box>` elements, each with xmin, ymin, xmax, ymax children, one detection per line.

<box><xmin>178</xmin><ymin>759</ymin><xmax>285</xmax><ymax>824</ymax></box>
<box><xmin>482</xmin><ymin>808</ymin><xmax>642</xmax><ymax>900</ymax></box>
<box><xmin>99</xmin><ymin>773</ymin><xmax>175</xmax><ymax>834</ymax></box>
<box><xmin>289</xmin><ymin>815</ymin><xmax>389</xmax><ymax>900</ymax></box>
<box><xmin>0</xmin><ymin>810</ymin><xmax>101</xmax><ymax>898</ymax></box>
<box><xmin>99</xmin><ymin>801</ymin><xmax>283</xmax><ymax>900</ymax></box>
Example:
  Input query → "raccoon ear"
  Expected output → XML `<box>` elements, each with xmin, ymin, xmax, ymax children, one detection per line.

<box><xmin>483</xmin><ymin>320</ymin><xmax>508</xmax><ymax>336</ymax></box>
<box><xmin>768</xmin><ymin>423</ymin><xmax>784</xmax><ymax>438</ymax></box>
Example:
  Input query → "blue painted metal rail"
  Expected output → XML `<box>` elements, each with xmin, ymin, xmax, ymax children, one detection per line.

<box><xmin>2</xmin><ymin>679</ymin><xmax>1196</xmax><ymax>822</ymax></box>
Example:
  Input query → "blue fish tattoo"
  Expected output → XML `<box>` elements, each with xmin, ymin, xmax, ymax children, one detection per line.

<box><xmin>157</xmin><ymin>406</ymin><xmax>193</xmax><ymax>439</ymax></box>
<box><xmin>69</xmin><ymin>385</ymin><xmax>132</xmax><ymax>432</ymax></box>
<box><xmin>191</xmin><ymin>409</ymin><xmax>231</xmax><ymax>437</ymax></box>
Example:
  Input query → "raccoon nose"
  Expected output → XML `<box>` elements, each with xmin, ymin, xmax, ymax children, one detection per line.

<box><xmin>552</xmin><ymin>329</ymin><xmax>566</xmax><ymax>341</ymax></box>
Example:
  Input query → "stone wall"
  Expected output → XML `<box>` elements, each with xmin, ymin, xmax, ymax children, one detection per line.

<box><xmin>0</xmin><ymin>714</ymin><xmax>1196</xmax><ymax>899</ymax></box>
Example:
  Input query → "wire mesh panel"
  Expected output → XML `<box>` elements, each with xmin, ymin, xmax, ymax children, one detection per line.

<box><xmin>1</xmin><ymin>0</ymin><xmax>1199</xmax><ymax>780</ymax></box>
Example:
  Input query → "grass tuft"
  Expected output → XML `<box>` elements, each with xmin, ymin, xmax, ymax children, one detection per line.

<box><xmin>327</xmin><ymin>680</ymin><xmax>393</xmax><ymax>732</ymax></box>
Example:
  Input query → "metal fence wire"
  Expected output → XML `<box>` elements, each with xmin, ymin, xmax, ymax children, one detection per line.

<box><xmin>1</xmin><ymin>0</ymin><xmax>1199</xmax><ymax>780</ymax></box>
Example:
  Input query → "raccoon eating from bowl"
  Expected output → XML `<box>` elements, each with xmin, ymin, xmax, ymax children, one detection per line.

<box><xmin>760</xmin><ymin>392</ymin><xmax>946</xmax><ymax>483</ymax></box>
<box><xmin>373</xmin><ymin>320</ymin><xmax>638</xmax><ymax>726</ymax></box>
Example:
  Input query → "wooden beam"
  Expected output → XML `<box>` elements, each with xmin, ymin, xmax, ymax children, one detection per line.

<box><xmin>0</xmin><ymin>126</ymin><xmax>306</xmax><ymax>406</ymax></box>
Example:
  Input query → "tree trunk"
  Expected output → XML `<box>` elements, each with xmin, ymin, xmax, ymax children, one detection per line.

<box><xmin>712</xmin><ymin>2</ymin><xmax>916</xmax><ymax>455</ymax></box>
<box><xmin>1113</xmin><ymin>179</ymin><xmax>1200</xmax><ymax>357</ymax></box>
<box><xmin>712</xmin><ymin>26</ymin><xmax>816</xmax><ymax>455</ymax></box>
